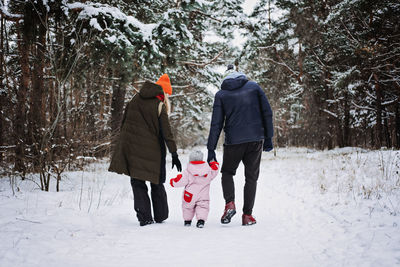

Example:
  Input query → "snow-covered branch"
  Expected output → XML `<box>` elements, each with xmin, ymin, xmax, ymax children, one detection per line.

<box><xmin>322</xmin><ymin>109</ymin><xmax>338</xmax><ymax>118</ymax></box>
<box><xmin>351</xmin><ymin>101</ymin><xmax>376</xmax><ymax>112</ymax></box>
<box><xmin>180</xmin><ymin>48</ymin><xmax>226</xmax><ymax>68</ymax></box>
<box><xmin>0</xmin><ymin>3</ymin><xmax>23</xmax><ymax>21</ymax></box>
<box><xmin>262</xmin><ymin>57</ymin><xmax>302</xmax><ymax>83</ymax></box>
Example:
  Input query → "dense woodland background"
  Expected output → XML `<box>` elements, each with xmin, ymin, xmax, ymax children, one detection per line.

<box><xmin>0</xmin><ymin>0</ymin><xmax>399</xmax><ymax>190</ymax></box>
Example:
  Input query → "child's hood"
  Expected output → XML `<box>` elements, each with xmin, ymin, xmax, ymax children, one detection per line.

<box><xmin>187</xmin><ymin>161</ymin><xmax>210</xmax><ymax>177</ymax></box>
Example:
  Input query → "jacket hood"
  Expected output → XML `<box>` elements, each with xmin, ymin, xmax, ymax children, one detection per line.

<box><xmin>139</xmin><ymin>81</ymin><xmax>164</xmax><ymax>99</ymax></box>
<box><xmin>221</xmin><ymin>71</ymin><xmax>248</xmax><ymax>91</ymax></box>
<box><xmin>187</xmin><ymin>161</ymin><xmax>210</xmax><ymax>178</ymax></box>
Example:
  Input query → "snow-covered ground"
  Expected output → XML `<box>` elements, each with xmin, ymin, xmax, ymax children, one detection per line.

<box><xmin>0</xmin><ymin>148</ymin><xmax>399</xmax><ymax>267</ymax></box>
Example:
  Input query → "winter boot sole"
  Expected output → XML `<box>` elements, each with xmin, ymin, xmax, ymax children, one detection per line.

<box><xmin>221</xmin><ymin>209</ymin><xmax>236</xmax><ymax>224</ymax></box>
<box><xmin>242</xmin><ymin>220</ymin><xmax>256</xmax><ymax>226</ymax></box>
<box><xmin>140</xmin><ymin>220</ymin><xmax>154</xmax><ymax>226</ymax></box>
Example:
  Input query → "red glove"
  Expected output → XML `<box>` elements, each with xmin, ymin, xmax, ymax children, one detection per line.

<box><xmin>209</xmin><ymin>161</ymin><xmax>219</xmax><ymax>171</ymax></box>
<box><xmin>170</xmin><ymin>174</ymin><xmax>182</xmax><ymax>187</ymax></box>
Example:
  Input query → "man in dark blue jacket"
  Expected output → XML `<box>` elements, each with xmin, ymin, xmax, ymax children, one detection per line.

<box><xmin>207</xmin><ymin>65</ymin><xmax>273</xmax><ymax>226</ymax></box>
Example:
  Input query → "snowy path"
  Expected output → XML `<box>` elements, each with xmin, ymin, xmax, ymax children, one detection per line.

<box><xmin>0</xmin><ymin>148</ymin><xmax>399</xmax><ymax>267</ymax></box>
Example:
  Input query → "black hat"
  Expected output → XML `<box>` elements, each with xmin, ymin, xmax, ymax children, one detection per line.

<box><xmin>227</xmin><ymin>64</ymin><xmax>234</xmax><ymax>71</ymax></box>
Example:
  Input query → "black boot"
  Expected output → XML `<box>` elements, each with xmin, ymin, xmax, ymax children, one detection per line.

<box><xmin>196</xmin><ymin>220</ymin><xmax>205</xmax><ymax>228</ymax></box>
<box><xmin>140</xmin><ymin>220</ymin><xmax>154</xmax><ymax>226</ymax></box>
<box><xmin>184</xmin><ymin>220</ymin><xmax>192</xmax><ymax>226</ymax></box>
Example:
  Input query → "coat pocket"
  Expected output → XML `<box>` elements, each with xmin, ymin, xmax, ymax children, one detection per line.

<box><xmin>183</xmin><ymin>191</ymin><xmax>193</xmax><ymax>203</ymax></box>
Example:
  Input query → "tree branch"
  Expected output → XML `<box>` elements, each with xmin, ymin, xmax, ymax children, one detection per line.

<box><xmin>192</xmin><ymin>9</ymin><xmax>222</xmax><ymax>23</ymax></box>
<box><xmin>0</xmin><ymin>4</ymin><xmax>23</xmax><ymax>21</ymax></box>
<box><xmin>180</xmin><ymin>48</ymin><xmax>226</xmax><ymax>68</ymax></box>
<box><xmin>262</xmin><ymin>57</ymin><xmax>302</xmax><ymax>83</ymax></box>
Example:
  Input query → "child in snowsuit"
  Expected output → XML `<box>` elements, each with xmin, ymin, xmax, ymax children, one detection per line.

<box><xmin>170</xmin><ymin>150</ymin><xmax>219</xmax><ymax>228</ymax></box>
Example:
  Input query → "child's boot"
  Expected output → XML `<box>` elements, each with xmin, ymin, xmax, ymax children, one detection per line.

<box><xmin>196</xmin><ymin>220</ymin><xmax>205</xmax><ymax>228</ymax></box>
<box><xmin>184</xmin><ymin>220</ymin><xmax>192</xmax><ymax>226</ymax></box>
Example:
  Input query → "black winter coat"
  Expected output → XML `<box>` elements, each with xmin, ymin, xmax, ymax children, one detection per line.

<box><xmin>207</xmin><ymin>72</ymin><xmax>273</xmax><ymax>150</ymax></box>
<box><xmin>109</xmin><ymin>81</ymin><xmax>177</xmax><ymax>184</ymax></box>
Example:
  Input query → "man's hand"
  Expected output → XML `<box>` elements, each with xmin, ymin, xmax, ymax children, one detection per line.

<box><xmin>263</xmin><ymin>138</ymin><xmax>273</xmax><ymax>152</ymax></box>
<box><xmin>207</xmin><ymin>150</ymin><xmax>217</xmax><ymax>163</ymax></box>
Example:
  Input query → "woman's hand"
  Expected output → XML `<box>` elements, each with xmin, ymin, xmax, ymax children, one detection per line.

<box><xmin>171</xmin><ymin>152</ymin><xmax>182</xmax><ymax>172</ymax></box>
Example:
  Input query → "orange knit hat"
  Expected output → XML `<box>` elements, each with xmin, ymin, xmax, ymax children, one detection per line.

<box><xmin>156</xmin><ymin>74</ymin><xmax>172</xmax><ymax>95</ymax></box>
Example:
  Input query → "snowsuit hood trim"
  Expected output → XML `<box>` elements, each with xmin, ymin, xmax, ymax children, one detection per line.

<box><xmin>190</xmin><ymin>161</ymin><xmax>206</xmax><ymax>165</ymax></box>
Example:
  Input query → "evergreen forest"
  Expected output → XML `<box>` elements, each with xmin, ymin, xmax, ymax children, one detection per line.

<box><xmin>0</xmin><ymin>0</ymin><xmax>399</xmax><ymax>189</ymax></box>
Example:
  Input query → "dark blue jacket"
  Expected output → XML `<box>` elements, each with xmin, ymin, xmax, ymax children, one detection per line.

<box><xmin>207</xmin><ymin>72</ymin><xmax>273</xmax><ymax>150</ymax></box>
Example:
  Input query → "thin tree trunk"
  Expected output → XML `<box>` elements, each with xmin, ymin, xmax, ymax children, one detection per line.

<box><xmin>268</xmin><ymin>0</ymin><xmax>271</xmax><ymax>30</ymax></box>
<box><xmin>395</xmin><ymin>101</ymin><xmax>400</xmax><ymax>149</ymax></box>
<box><xmin>0</xmin><ymin>13</ymin><xmax>4</xmax><ymax>161</ymax></box>
<box><xmin>63</xmin><ymin>83</ymin><xmax>67</xmax><ymax>141</ymax></box>
<box><xmin>343</xmin><ymin>92</ymin><xmax>350</xmax><ymax>146</ymax></box>
<box><xmin>110</xmin><ymin>75</ymin><xmax>126</xmax><ymax>136</ymax></box>
<box><xmin>374</xmin><ymin>73</ymin><xmax>383</xmax><ymax>148</ymax></box>
<box><xmin>337</xmin><ymin>119</ymin><xmax>344</xmax><ymax>148</ymax></box>
<box><xmin>29</xmin><ymin>12</ymin><xmax>47</xmax><ymax>168</ymax></box>
<box><xmin>14</xmin><ymin>21</ymin><xmax>30</xmax><ymax>173</ymax></box>
<box><xmin>324</xmin><ymin>69</ymin><xmax>334</xmax><ymax>149</ymax></box>
<box><xmin>383</xmin><ymin>108</ymin><xmax>391</xmax><ymax>148</ymax></box>
<box><xmin>298</xmin><ymin>42</ymin><xmax>303</xmax><ymax>80</ymax></box>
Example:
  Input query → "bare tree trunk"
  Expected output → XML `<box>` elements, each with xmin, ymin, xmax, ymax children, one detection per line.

<box><xmin>86</xmin><ymin>78</ymin><xmax>95</xmax><ymax>142</ymax></box>
<box><xmin>268</xmin><ymin>0</ymin><xmax>271</xmax><ymax>30</ymax></box>
<box><xmin>0</xmin><ymin>13</ymin><xmax>4</xmax><ymax>161</ymax></box>
<box><xmin>343</xmin><ymin>92</ymin><xmax>350</xmax><ymax>146</ymax></box>
<box><xmin>14</xmin><ymin>21</ymin><xmax>30</xmax><ymax>173</ymax></box>
<box><xmin>29</xmin><ymin>11</ymin><xmax>47</xmax><ymax>169</ymax></box>
<box><xmin>324</xmin><ymin>69</ymin><xmax>335</xmax><ymax>149</ymax></box>
<box><xmin>337</xmin><ymin>119</ymin><xmax>344</xmax><ymax>147</ymax></box>
<box><xmin>383</xmin><ymin>108</ymin><xmax>391</xmax><ymax>148</ymax></box>
<box><xmin>110</xmin><ymin>74</ymin><xmax>126</xmax><ymax>136</ymax></box>
<box><xmin>374</xmin><ymin>73</ymin><xmax>383</xmax><ymax>148</ymax></box>
<box><xmin>395</xmin><ymin>102</ymin><xmax>400</xmax><ymax>149</ymax></box>
<box><xmin>298</xmin><ymin>42</ymin><xmax>303</xmax><ymax>80</ymax></box>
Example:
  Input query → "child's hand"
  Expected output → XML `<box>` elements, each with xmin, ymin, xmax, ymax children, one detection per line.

<box><xmin>170</xmin><ymin>174</ymin><xmax>182</xmax><ymax>187</ymax></box>
<box><xmin>209</xmin><ymin>161</ymin><xmax>219</xmax><ymax>171</ymax></box>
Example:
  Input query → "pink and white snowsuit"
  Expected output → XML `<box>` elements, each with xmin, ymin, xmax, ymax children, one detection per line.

<box><xmin>170</xmin><ymin>161</ymin><xmax>219</xmax><ymax>221</ymax></box>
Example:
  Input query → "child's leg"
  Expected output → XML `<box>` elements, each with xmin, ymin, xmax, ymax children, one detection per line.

<box><xmin>182</xmin><ymin>204</ymin><xmax>196</xmax><ymax>221</ymax></box>
<box><xmin>195</xmin><ymin>200</ymin><xmax>210</xmax><ymax>221</ymax></box>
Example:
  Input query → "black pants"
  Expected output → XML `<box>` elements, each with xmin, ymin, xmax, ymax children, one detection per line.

<box><xmin>130</xmin><ymin>178</ymin><xmax>169</xmax><ymax>223</ymax></box>
<box><xmin>221</xmin><ymin>140</ymin><xmax>262</xmax><ymax>215</ymax></box>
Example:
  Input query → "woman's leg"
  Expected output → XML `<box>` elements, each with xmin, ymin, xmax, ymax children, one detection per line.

<box><xmin>130</xmin><ymin>178</ymin><xmax>153</xmax><ymax>222</ymax></box>
<box><xmin>150</xmin><ymin>182</ymin><xmax>169</xmax><ymax>223</ymax></box>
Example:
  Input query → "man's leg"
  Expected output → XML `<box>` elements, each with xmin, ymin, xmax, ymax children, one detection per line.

<box><xmin>150</xmin><ymin>182</ymin><xmax>169</xmax><ymax>223</ymax></box>
<box><xmin>130</xmin><ymin>178</ymin><xmax>153</xmax><ymax>223</ymax></box>
<box><xmin>220</xmin><ymin>143</ymin><xmax>247</xmax><ymax>223</ymax></box>
<box><xmin>221</xmin><ymin>144</ymin><xmax>246</xmax><ymax>203</ymax></box>
<box><xmin>242</xmin><ymin>141</ymin><xmax>263</xmax><ymax>215</ymax></box>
